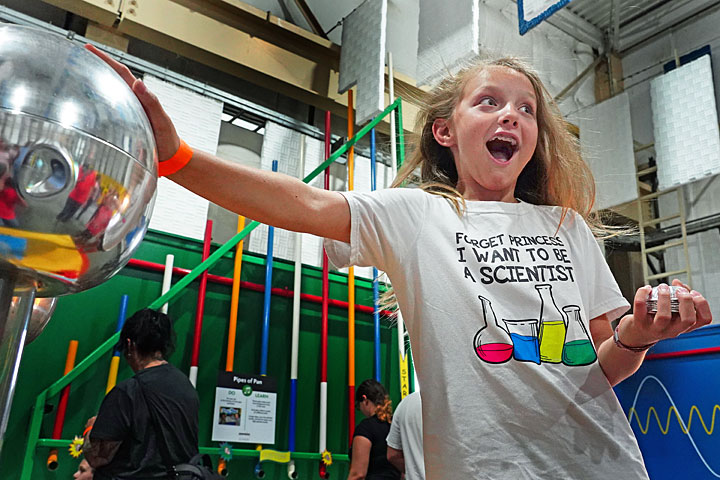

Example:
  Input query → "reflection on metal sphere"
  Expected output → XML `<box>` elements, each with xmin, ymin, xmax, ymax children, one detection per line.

<box><xmin>7</xmin><ymin>296</ymin><xmax>58</xmax><ymax>344</ymax></box>
<box><xmin>0</xmin><ymin>25</ymin><xmax>158</xmax><ymax>296</ymax></box>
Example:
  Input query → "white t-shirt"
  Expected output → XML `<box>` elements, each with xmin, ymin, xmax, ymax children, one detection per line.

<box><xmin>325</xmin><ymin>188</ymin><xmax>648</xmax><ymax>480</ymax></box>
<box><xmin>386</xmin><ymin>391</ymin><xmax>424</xmax><ymax>480</ymax></box>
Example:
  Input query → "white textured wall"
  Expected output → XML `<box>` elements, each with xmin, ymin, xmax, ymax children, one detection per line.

<box><xmin>622</xmin><ymin>9</ymin><xmax>720</xmax><ymax>324</ymax></box>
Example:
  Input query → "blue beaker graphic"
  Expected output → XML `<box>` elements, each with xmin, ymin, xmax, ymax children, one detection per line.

<box><xmin>503</xmin><ymin>319</ymin><xmax>540</xmax><ymax>364</ymax></box>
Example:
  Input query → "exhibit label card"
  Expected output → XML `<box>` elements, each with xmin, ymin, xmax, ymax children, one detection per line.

<box><xmin>211</xmin><ymin>372</ymin><xmax>277</xmax><ymax>444</ymax></box>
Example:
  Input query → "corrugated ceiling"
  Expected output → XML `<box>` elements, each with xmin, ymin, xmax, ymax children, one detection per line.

<box><xmin>558</xmin><ymin>0</ymin><xmax>720</xmax><ymax>52</ymax></box>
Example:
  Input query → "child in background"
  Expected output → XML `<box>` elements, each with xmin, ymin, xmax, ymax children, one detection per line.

<box><xmin>88</xmin><ymin>45</ymin><xmax>712</xmax><ymax>479</ymax></box>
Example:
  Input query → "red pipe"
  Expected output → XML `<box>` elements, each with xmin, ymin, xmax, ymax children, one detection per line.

<box><xmin>646</xmin><ymin>346</ymin><xmax>720</xmax><ymax>361</ymax></box>
<box><xmin>126</xmin><ymin>258</ymin><xmax>391</xmax><ymax>317</ymax></box>
<box><xmin>51</xmin><ymin>341</ymin><xmax>78</xmax><ymax>438</ymax></box>
<box><xmin>48</xmin><ymin>340</ymin><xmax>78</xmax><ymax>470</ymax></box>
<box><xmin>318</xmin><ymin>110</ymin><xmax>331</xmax><ymax>480</ymax></box>
<box><xmin>191</xmin><ymin>221</ymin><xmax>213</xmax><ymax>372</ymax></box>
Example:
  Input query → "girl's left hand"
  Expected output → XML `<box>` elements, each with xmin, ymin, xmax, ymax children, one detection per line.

<box><xmin>616</xmin><ymin>279</ymin><xmax>713</xmax><ymax>348</ymax></box>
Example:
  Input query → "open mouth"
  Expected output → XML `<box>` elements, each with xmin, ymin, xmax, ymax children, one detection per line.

<box><xmin>486</xmin><ymin>136</ymin><xmax>518</xmax><ymax>163</ymax></box>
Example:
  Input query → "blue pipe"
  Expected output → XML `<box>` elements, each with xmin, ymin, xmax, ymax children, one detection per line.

<box><xmin>260</xmin><ymin>160</ymin><xmax>278</xmax><ymax>376</ymax></box>
<box><xmin>288</xmin><ymin>379</ymin><xmax>297</xmax><ymax>451</ymax></box>
<box><xmin>370</xmin><ymin>127</ymin><xmax>381</xmax><ymax>382</ymax></box>
<box><xmin>113</xmin><ymin>295</ymin><xmax>128</xmax><ymax>355</ymax></box>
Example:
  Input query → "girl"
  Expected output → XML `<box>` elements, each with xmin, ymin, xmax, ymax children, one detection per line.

<box><xmin>348</xmin><ymin>379</ymin><xmax>401</xmax><ymax>480</ymax></box>
<box><xmin>87</xmin><ymin>46</ymin><xmax>712</xmax><ymax>479</ymax></box>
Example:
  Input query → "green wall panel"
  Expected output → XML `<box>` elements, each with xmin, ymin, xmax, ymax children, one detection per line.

<box><xmin>1</xmin><ymin>230</ymin><xmax>408</xmax><ymax>479</ymax></box>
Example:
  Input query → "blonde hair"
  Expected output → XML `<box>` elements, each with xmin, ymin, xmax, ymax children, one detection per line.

<box><xmin>375</xmin><ymin>396</ymin><xmax>393</xmax><ymax>423</ymax></box>
<box><xmin>381</xmin><ymin>58</ymin><xmax>619</xmax><ymax>313</ymax></box>
<box><xmin>395</xmin><ymin>57</ymin><xmax>599</xmax><ymax>229</ymax></box>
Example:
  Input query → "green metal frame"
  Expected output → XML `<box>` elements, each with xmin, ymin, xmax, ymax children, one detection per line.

<box><xmin>20</xmin><ymin>97</ymin><xmax>406</xmax><ymax>479</ymax></box>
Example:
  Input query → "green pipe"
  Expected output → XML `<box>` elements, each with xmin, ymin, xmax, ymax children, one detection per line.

<box><xmin>20</xmin><ymin>392</ymin><xmax>47</xmax><ymax>480</ymax></box>
<box><xmin>396</xmin><ymin>102</ymin><xmax>406</xmax><ymax>168</ymax></box>
<box><xmin>22</xmin><ymin>97</ymin><xmax>403</xmax><ymax>479</ymax></box>
<box><xmin>35</xmin><ymin>438</ymin><xmax>349</xmax><ymax>462</ymax></box>
<box><xmin>147</xmin><ymin>97</ymin><xmax>402</xmax><ymax>312</ymax></box>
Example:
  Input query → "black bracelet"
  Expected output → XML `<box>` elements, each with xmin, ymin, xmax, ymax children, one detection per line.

<box><xmin>613</xmin><ymin>324</ymin><xmax>657</xmax><ymax>352</ymax></box>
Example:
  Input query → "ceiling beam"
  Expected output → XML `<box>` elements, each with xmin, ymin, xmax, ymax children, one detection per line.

<box><xmin>618</xmin><ymin>0</ymin><xmax>720</xmax><ymax>53</ymax></box>
<box><xmin>169</xmin><ymin>0</ymin><xmax>339</xmax><ymax>68</ymax></box>
<box><xmin>39</xmin><ymin>0</ymin><xmax>120</xmax><ymax>25</ymax></box>
<box><xmin>533</xmin><ymin>4</ymin><xmax>606</xmax><ymax>51</ymax></box>
<box><xmin>291</xmin><ymin>0</ymin><xmax>328</xmax><ymax>39</ymax></box>
<box><xmin>40</xmin><ymin>0</ymin><xmax>425</xmax><ymax>133</ymax></box>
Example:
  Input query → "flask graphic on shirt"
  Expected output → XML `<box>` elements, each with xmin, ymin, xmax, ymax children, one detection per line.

<box><xmin>473</xmin><ymin>295</ymin><xmax>513</xmax><ymax>364</ymax></box>
<box><xmin>535</xmin><ymin>284</ymin><xmax>566</xmax><ymax>363</ymax></box>
<box><xmin>561</xmin><ymin>305</ymin><xmax>597</xmax><ymax>366</ymax></box>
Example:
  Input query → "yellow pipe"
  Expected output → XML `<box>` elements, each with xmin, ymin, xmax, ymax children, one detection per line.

<box><xmin>105</xmin><ymin>355</ymin><xmax>121</xmax><ymax>394</ymax></box>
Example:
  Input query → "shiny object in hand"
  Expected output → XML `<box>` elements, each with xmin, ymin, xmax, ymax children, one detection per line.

<box><xmin>646</xmin><ymin>285</ymin><xmax>681</xmax><ymax>314</ymax></box>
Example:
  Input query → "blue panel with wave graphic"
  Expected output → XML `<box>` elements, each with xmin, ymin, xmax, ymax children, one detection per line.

<box><xmin>614</xmin><ymin>325</ymin><xmax>720</xmax><ymax>479</ymax></box>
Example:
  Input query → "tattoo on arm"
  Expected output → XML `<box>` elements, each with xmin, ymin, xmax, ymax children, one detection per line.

<box><xmin>83</xmin><ymin>435</ymin><xmax>122</xmax><ymax>468</ymax></box>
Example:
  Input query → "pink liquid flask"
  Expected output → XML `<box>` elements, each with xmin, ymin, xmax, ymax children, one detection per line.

<box><xmin>474</xmin><ymin>295</ymin><xmax>513</xmax><ymax>363</ymax></box>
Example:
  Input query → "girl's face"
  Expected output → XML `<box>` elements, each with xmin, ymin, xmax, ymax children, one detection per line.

<box><xmin>433</xmin><ymin>66</ymin><xmax>539</xmax><ymax>202</ymax></box>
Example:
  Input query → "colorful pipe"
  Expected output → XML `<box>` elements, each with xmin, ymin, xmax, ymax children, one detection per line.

<box><xmin>46</xmin><ymin>340</ymin><xmax>78</xmax><ymax>470</ymax></box>
<box><xmin>319</xmin><ymin>110</ymin><xmax>331</xmax><ymax>480</ymax></box>
<box><xmin>347</xmin><ymin>89</ymin><xmax>356</xmax><ymax>447</ymax></box>
<box><xmin>226</xmin><ymin>215</ymin><xmax>245</xmax><ymax>372</ymax></box>
<box><xmin>255</xmin><ymin>160</ymin><xmax>278</xmax><ymax>480</ymax></box>
<box><xmin>189</xmin><ymin>220</ymin><xmax>213</xmax><ymax>388</ymax></box>
<box><xmin>219</xmin><ymin>216</ymin><xmax>245</xmax><ymax>477</ymax></box>
<box><xmin>288</xmin><ymin>135</ymin><xmax>306</xmax><ymax>480</ymax></box>
<box><xmin>126</xmin><ymin>259</ymin><xmax>393</xmax><ymax>317</ymax></box>
<box><xmin>105</xmin><ymin>295</ymin><xmax>128</xmax><ymax>394</ymax></box>
<box><xmin>260</xmin><ymin>160</ymin><xmax>278</xmax><ymax>376</ymax></box>
<box><xmin>22</xmin><ymin>100</ymin><xmax>402</xmax><ymax>480</ymax></box>
<box><xmin>160</xmin><ymin>254</ymin><xmax>174</xmax><ymax>314</ymax></box>
<box><xmin>370</xmin><ymin>125</ymin><xmax>381</xmax><ymax>383</ymax></box>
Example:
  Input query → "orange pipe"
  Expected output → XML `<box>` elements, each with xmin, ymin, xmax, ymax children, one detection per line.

<box><xmin>226</xmin><ymin>215</ymin><xmax>246</xmax><ymax>372</ymax></box>
<box><xmin>347</xmin><ymin>89</ymin><xmax>356</xmax><ymax>446</ymax></box>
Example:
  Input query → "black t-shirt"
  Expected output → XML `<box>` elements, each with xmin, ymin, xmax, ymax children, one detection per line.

<box><xmin>351</xmin><ymin>416</ymin><xmax>401</xmax><ymax>480</ymax></box>
<box><xmin>91</xmin><ymin>363</ymin><xmax>199</xmax><ymax>479</ymax></box>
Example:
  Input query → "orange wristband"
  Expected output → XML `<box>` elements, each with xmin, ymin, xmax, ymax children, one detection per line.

<box><xmin>83</xmin><ymin>425</ymin><xmax>92</xmax><ymax>437</ymax></box>
<box><xmin>158</xmin><ymin>139</ymin><xmax>193</xmax><ymax>177</ymax></box>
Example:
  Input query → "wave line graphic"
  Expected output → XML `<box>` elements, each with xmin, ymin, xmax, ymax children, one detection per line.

<box><xmin>628</xmin><ymin>375</ymin><xmax>720</xmax><ymax>478</ymax></box>
<box><xmin>627</xmin><ymin>404</ymin><xmax>720</xmax><ymax>435</ymax></box>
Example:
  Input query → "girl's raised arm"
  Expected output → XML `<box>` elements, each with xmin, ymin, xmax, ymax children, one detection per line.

<box><xmin>86</xmin><ymin>44</ymin><xmax>351</xmax><ymax>243</ymax></box>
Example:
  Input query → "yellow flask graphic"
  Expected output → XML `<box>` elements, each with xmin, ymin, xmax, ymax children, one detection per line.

<box><xmin>535</xmin><ymin>284</ymin><xmax>566</xmax><ymax>363</ymax></box>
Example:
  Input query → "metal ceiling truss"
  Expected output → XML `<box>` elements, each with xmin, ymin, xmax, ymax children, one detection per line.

<box><xmin>37</xmin><ymin>0</ymin><xmax>424</xmax><ymax>134</ymax></box>
<box><xmin>0</xmin><ymin>3</ymin><xmax>383</xmax><ymax>160</ymax></box>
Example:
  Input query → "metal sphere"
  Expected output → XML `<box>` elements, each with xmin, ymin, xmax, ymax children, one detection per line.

<box><xmin>0</xmin><ymin>25</ymin><xmax>157</xmax><ymax>296</ymax></box>
<box><xmin>7</xmin><ymin>295</ymin><xmax>58</xmax><ymax>344</ymax></box>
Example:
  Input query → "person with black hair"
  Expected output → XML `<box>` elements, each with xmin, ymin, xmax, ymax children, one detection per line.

<box><xmin>348</xmin><ymin>379</ymin><xmax>401</xmax><ymax>480</ymax></box>
<box><xmin>83</xmin><ymin>309</ymin><xmax>199</xmax><ymax>479</ymax></box>
<box><xmin>72</xmin><ymin>458</ymin><xmax>94</xmax><ymax>480</ymax></box>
